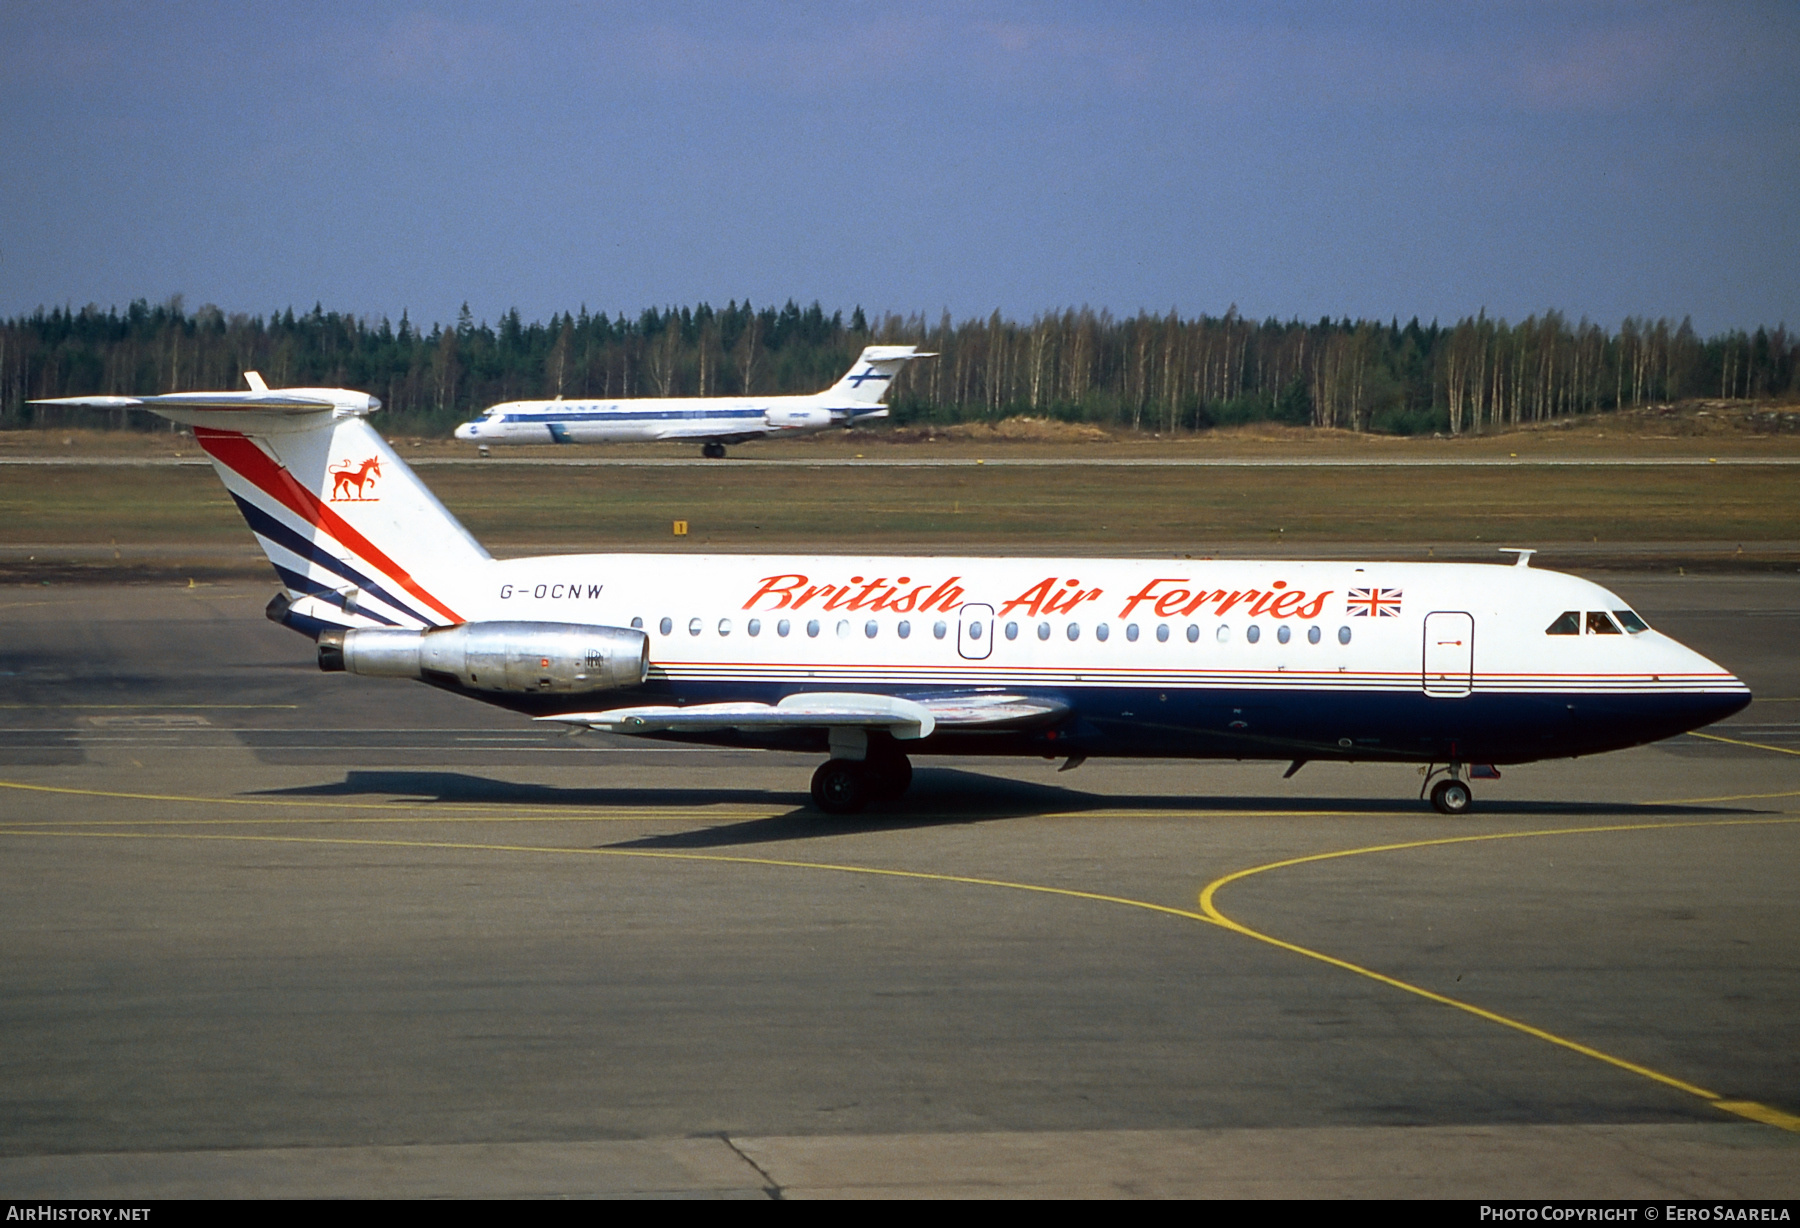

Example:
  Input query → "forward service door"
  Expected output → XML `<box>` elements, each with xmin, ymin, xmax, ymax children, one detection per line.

<box><xmin>1422</xmin><ymin>611</ymin><xmax>1474</xmax><ymax>697</ymax></box>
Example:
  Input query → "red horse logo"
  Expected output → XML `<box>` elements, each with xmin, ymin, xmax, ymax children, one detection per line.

<box><xmin>330</xmin><ymin>457</ymin><xmax>382</xmax><ymax>502</ymax></box>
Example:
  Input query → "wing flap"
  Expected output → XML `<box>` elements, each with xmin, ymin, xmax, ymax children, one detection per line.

<box><xmin>917</xmin><ymin>693</ymin><xmax>1069</xmax><ymax>727</ymax></box>
<box><xmin>540</xmin><ymin>691</ymin><xmax>1069</xmax><ymax>739</ymax></box>
<box><xmin>541</xmin><ymin>692</ymin><xmax>936</xmax><ymax>739</ymax></box>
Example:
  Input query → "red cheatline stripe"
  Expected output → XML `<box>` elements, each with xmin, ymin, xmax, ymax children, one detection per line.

<box><xmin>195</xmin><ymin>428</ymin><xmax>462</xmax><ymax>625</ymax></box>
<box><xmin>645</xmin><ymin>661</ymin><xmax>1728</xmax><ymax>681</ymax></box>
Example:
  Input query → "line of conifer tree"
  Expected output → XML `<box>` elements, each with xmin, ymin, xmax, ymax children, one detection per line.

<box><xmin>3</xmin><ymin>296</ymin><xmax>1794</xmax><ymax>437</ymax></box>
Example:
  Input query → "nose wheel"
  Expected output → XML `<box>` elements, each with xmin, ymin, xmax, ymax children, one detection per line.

<box><xmin>1430</xmin><ymin>778</ymin><xmax>1472</xmax><ymax>815</ymax></box>
<box><xmin>1422</xmin><ymin>764</ymin><xmax>1475</xmax><ymax>815</ymax></box>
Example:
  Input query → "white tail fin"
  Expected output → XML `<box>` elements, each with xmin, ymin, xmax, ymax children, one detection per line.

<box><xmin>195</xmin><ymin>416</ymin><xmax>490</xmax><ymax>634</ymax></box>
<box><xmin>34</xmin><ymin>385</ymin><xmax>490</xmax><ymax>635</ymax></box>
<box><xmin>824</xmin><ymin>346</ymin><xmax>935</xmax><ymax>405</ymax></box>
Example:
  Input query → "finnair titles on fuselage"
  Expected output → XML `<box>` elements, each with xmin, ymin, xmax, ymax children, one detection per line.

<box><xmin>454</xmin><ymin>345</ymin><xmax>932</xmax><ymax>458</ymax></box>
<box><xmin>36</xmin><ymin>376</ymin><xmax>1750</xmax><ymax>817</ymax></box>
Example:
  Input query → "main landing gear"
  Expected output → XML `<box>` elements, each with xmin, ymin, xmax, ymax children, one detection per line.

<box><xmin>701</xmin><ymin>442</ymin><xmax>728</xmax><ymax>459</ymax></box>
<box><xmin>810</xmin><ymin>750</ymin><xmax>912</xmax><ymax>816</ymax></box>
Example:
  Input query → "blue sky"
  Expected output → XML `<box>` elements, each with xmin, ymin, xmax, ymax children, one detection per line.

<box><xmin>3</xmin><ymin>1</ymin><xmax>1795</xmax><ymax>333</ymax></box>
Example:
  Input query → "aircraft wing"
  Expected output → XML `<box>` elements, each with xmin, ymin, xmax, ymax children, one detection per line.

<box><xmin>539</xmin><ymin>691</ymin><xmax>1069</xmax><ymax>738</ymax></box>
<box><xmin>647</xmin><ymin>424</ymin><xmax>772</xmax><ymax>445</ymax></box>
<box><xmin>912</xmin><ymin>693</ymin><xmax>1068</xmax><ymax>727</ymax></box>
<box><xmin>541</xmin><ymin>692</ymin><xmax>936</xmax><ymax>738</ymax></box>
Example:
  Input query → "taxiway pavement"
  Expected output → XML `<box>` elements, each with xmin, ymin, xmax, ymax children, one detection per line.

<box><xmin>0</xmin><ymin>575</ymin><xmax>1795</xmax><ymax>1197</ymax></box>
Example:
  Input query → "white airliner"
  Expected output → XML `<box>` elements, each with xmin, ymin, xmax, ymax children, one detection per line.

<box><xmin>39</xmin><ymin>377</ymin><xmax>1750</xmax><ymax>815</ymax></box>
<box><xmin>453</xmin><ymin>345</ymin><xmax>933</xmax><ymax>457</ymax></box>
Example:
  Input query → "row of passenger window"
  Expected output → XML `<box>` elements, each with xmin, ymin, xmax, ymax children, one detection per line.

<box><xmin>637</xmin><ymin>616</ymin><xmax>940</xmax><ymax>639</ymax></box>
<box><xmin>632</xmin><ymin>615</ymin><xmax>1354</xmax><ymax>646</ymax></box>
<box><xmin>1000</xmin><ymin>620</ymin><xmax>1351</xmax><ymax>646</ymax></box>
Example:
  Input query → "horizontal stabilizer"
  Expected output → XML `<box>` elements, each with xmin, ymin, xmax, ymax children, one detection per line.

<box><xmin>32</xmin><ymin>391</ymin><xmax>354</xmax><ymax>416</ymax></box>
<box><xmin>28</xmin><ymin>395</ymin><xmax>146</xmax><ymax>410</ymax></box>
<box><xmin>856</xmin><ymin>346</ymin><xmax>937</xmax><ymax>362</ymax></box>
<box><xmin>33</xmin><ymin>371</ymin><xmax>378</xmax><ymax>423</ymax></box>
<box><xmin>541</xmin><ymin>692</ymin><xmax>936</xmax><ymax>739</ymax></box>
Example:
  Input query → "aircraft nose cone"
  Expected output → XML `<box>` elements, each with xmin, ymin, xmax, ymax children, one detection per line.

<box><xmin>1679</xmin><ymin>684</ymin><xmax>1753</xmax><ymax>741</ymax></box>
<box><xmin>1670</xmin><ymin>648</ymin><xmax>1752</xmax><ymax>733</ymax></box>
<box><xmin>1715</xmin><ymin>675</ymin><xmax>1753</xmax><ymax>719</ymax></box>
<box><xmin>454</xmin><ymin>422</ymin><xmax>476</xmax><ymax>440</ymax></box>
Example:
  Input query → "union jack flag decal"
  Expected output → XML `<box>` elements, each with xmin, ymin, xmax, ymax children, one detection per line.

<box><xmin>1347</xmin><ymin>587</ymin><xmax>1403</xmax><ymax>617</ymax></box>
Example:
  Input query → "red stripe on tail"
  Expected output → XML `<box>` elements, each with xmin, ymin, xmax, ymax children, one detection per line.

<box><xmin>195</xmin><ymin>428</ymin><xmax>463</xmax><ymax>625</ymax></box>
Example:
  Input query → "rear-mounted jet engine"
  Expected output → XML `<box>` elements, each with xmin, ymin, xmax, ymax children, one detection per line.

<box><xmin>318</xmin><ymin>622</ymin><xmax>649</xmax><ymax>694</ymax></box>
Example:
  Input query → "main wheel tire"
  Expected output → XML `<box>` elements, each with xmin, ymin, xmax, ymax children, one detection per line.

<box><xmin>867</xmin><ymin>753</ymin><xmax>913</xmax><ymax>801</ymax></box>
<box><xmin>702</xmin><ymin>442</ymin><xmax>727</xmax><ymax>459</ymax></box>
<box><xmin>1430</xmin><ymin>779</ymin><xmax>1473</xmax><ymax>815</ymax></box>
<box><xmin>811</xmin><ymin>759</ymin><xmax>869</xmax><ymax>815</ymax></box>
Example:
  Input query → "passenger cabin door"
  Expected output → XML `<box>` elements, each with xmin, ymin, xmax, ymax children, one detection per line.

<box><xmin>958</xmin><ymin>603</ymin><xmax>994</xmax><ymax>661</ymax></box>
<box><xmin>1422</xmin><ymin>611</ymin><xmax>1474</xmax><ymax>697</ymax></box>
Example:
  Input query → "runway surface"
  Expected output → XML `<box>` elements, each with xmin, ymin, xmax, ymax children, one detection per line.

<box><xmin>1</xmin><ymin>575</ymin><xmax>1796</xmax><ymax>1197</ymax></box>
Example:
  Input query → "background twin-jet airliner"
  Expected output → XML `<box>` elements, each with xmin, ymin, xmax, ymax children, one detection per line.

<box><xmin>454</xmin><ymin>345</ymin><xmax>932</xmax><ymax>457</ymax></box>
<box><xmin>39</xmin><ymin>377</ymin><xmax>1749</xmax><ymax>815</ymax></box>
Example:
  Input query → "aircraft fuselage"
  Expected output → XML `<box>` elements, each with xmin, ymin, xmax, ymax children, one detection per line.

<box><xmin>453</xmin><ymin>393</ymin><xmax>881</xmax><ymax>447</ymax></box>
<box><xmin>273</xmin><ymin>551</ymin><xmax>1748</xmax><ymax>768</ymax></box>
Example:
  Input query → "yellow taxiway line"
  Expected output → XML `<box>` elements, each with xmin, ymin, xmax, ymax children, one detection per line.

<box><xmin>1195</xmin><ymin>817</ymin><xmax>1800</xmax><ymax>1132</ymax></box>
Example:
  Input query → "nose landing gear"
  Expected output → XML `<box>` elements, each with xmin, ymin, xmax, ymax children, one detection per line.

<box><xmin>1430</xmin><ymin>777</ymin><xmax>1472</xmax><ymax>815</ymax></box>
<box><xmin>1422</xmin><ymin>764</ymin><xmax>1474</xmax><ymax>814</ymax></box>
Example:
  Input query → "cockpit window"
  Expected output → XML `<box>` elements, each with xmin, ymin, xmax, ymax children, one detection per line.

<box><xmin>1586</xmin><ymin>611</ymin><xmax>1622</xmax><ymax>635</ymax></box>
<box><xmin>1613</xmin><ymin>609</ymin><xmax>1649</xmax><ymax>634</ymax></box>
<box><xmin>1546</xmin><ymin>611</ymin><xmax>1580</xmax><ymax>635</ymax></box>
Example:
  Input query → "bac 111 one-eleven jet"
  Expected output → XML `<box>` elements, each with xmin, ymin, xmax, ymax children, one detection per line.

<box><xmin>39</xmin><ymin>376</ymin><xmax>1750</xmax><ymax>816</ymax></box>
<box><xmin>454</xmin><ymin>345</ymin><xmax>933</xmax><ymax>458</ymax></box>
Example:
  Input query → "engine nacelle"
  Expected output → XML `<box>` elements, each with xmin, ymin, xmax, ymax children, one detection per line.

<box><xmin>318</xmin><ymin>621</ymin><xmax>649</xmax><ymax>694</ymax></box>
<box><xmin>765</xmin><ymin>406</ymin><xmax>833</xmax><ymax>430</ymax></box>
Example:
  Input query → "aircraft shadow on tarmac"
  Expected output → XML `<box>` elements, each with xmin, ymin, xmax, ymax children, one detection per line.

<box><xmin>253</xmin><ymin>768</ymin><xmax>1752</xmax><ymax>851</ymax></box>
<box><xmin>258</xmin><ymin>770</ymin><xmax>802</xmax><ymax>810</ymax></box>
